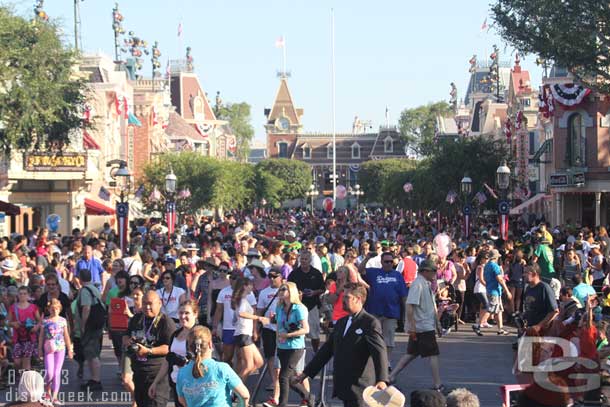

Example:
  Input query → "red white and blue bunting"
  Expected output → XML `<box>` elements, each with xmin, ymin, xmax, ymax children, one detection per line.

<box><xmin>549</xmin><ymin>84</ymin><xmax>591</xmax><ymax>107</ymax></box>
<box><xmin>538</xmin><ymin>85</ymin><xmax>555</xmax><ymax>118</ymax></box>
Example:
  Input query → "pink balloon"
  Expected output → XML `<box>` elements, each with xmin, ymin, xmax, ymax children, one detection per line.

<box><xmin>336</xmin><ymin>185</ymin><xmax>347</xmax><ymax>199</ymax></box>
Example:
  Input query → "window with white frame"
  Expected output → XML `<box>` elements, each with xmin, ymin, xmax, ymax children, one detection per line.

<box><xmin>302</xmin><ymin>144</ymin><xmax>311</xmax><ymax>159</ymax></box>
<box><xmin>384</xmin><ymin>136</ymin><xmax>394</xmax><ymax>153</ymax></box>
<box><xmin>327</xmin><ymin>144</ymin><xmax>334</xmax><ymax>159</ymax></box>
<box><xmin>351</xmin><ymin>142</ymin><xmax>361</xmax><ymax>159</ymax></box>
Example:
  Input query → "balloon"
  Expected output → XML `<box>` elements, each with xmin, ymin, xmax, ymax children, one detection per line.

<box><xmin>336</xmin><ymin>185</ymin><xmax>347</xmax><ymax>199</ymax></box>
<box><xmin>46</xmin><ymin>214</ymin><xmax>61</xmax><ymax>233</ymax></box>
<box><xmin>322</xmin><ymin>197</ymin><xmax>334</xmax><ymax>212</ymax></box>
<box><xmin>403</xmin><ymin>182</ymin><xmax>413</xmax><ymax>193</ymax></box>
<box><xmin>433</xmin><ymin>233</ymin><xmax>452</xmax><ymax>261</ymax></box>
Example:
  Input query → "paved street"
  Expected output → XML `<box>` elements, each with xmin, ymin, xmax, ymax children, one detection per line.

<box><xmin>0</xmin><ymin>326</ymin><xmax>516</xmax><ymax>406</ymax></box>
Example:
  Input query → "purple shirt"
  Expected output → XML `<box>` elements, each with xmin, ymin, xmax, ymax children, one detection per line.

<box><xmin>280</xmin><ymin>263</ymin><xmax>293</xmax><ymax>280</ymax></box>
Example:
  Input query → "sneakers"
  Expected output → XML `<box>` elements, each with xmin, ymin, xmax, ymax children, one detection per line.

<box><xmin>263</xmin><ymin>398</ymin><xmax>278</xmax><ymax>407</ymax></box>
<box><xmin>497</xmin><ymin>329</ymin><xmax>510</xmax><ymax>335</ymax></box>
<box><xmin>80</xmin><ymin>380</ymin><xmax>103</xmax><ymax>391</ymax></box>
<box><xmin>471</xmin><ymin>325</ymin><xmax>483</xmax><ymax>336</ymax></box>
<box><xmin>442</xmin><ymin>327</ymin><xmax>452</xmax><ymax>336</ymax></box>
<box><xmin>480</xmin><ymin>322</ymin><xmax>492</xmax><ymax>328</ymax></box>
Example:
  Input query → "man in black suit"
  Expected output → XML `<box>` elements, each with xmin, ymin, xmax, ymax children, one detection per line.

<box><xmin>295</xmin><ymin>283</ymin><xmax>389</xmax><ymax>407</ymax></box>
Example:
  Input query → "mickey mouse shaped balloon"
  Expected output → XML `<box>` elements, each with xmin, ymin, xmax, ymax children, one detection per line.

<box><xmin>433</xmin><ymin>233</ymin><xmax>452</xmax><ymax>261</ymax></box>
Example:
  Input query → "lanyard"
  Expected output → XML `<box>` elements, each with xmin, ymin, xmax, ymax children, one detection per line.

<box><xmin>162</xmin><ymin>286</ymin><xmax>174</xmax><ymax>308</ymax></box>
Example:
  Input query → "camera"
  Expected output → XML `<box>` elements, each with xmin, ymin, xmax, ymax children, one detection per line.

<box><xmin>168</xmin><ymin>351</ymin><xmax>196</xmax><ymax>367</ymax></box>
<box><xmin>126</xmin><ymin>336</ymin><xmax>146</xmax><ymax>355</ymax></box>
<box><xmin>287</xmin><ymin>322</ymin><xmax>300</xmax><ymax>333</ymax></box>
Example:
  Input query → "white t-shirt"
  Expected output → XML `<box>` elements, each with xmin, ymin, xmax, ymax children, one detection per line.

<box><xmin>257</xmin><ymin>286</ymin><xmax>279</xmax><ymax>331</ymax></box>
<box><xmin>216</xmin><ymin>286</ymin><xmax>256</xmax><ymax>330</ymax></box>
<box><xmin>170</xmin><ymin>337</ymin><xmax>187</xmax><ymax>383</ymax></box>
<box><xmin>366</xmin><ymin>255</ymin><xmax>382</xmax><ymax>269</ymax></box>
<box><xmin>124</xmin><ymin>258</ymin><xmax>143</xmax><ymax>276</ymax></box>
<box><xmin>234</xmin><ymin>298</ymin><xmax>254</xmax><ymax>336</ymax></box>
<box><xmin>157</xmin><ymin>286</ymin><xmax>186</xmax><ymax>319</ymax></box>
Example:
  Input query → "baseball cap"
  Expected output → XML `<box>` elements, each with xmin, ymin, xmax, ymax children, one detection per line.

<box><xmin>418</xmin><ymin>259</ymin><xmax>437</xmax><ymax>272</ymax></box>
<box><xmin>285</xmin><ymin>230</ymin><xmax>296</xmax><ymax>238</ymax></box>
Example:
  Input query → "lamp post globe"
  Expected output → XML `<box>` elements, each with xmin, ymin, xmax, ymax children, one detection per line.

<box><xmin>496</xmin><ymin>161</ymin><xmax>511</xmax><ymax>191</ymax></box>
<box><xmin>460</xmin><ymin>175</ymin><xmax>472</xmax><ymax>195</ymax></box>
<box><xmin>165</xmin><ymin>168</ymin><xmax>177</xmax><ymax>194</ymax></box>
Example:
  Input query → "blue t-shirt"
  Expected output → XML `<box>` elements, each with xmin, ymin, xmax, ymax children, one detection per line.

<box><xmin>364</xmin><ymin>268</ymin><xmax>408</xmax><ymax>319</ymax></box>
<box><xmin>176</xmin><ymin>359</ymin><xmax>241</xmax><ymax>407</ymax></box>
<box><xmin>75</xmin><ymin>258</ymin><xmax>104</xmax><ymax>286</ymax></box>
<box><xmin>573</xmin><ymin>283</ymin><xmax>596</xmax><ymax>307</ymax></box>
<box><xmin>484</xmin><ymin>262</ymin><xmax>502</xmax><ymax>297</ymax></box>
<box><xmin>275</xmin><ymin>303</ymin><xmax>308</xmax><ymax>350</ymax></box>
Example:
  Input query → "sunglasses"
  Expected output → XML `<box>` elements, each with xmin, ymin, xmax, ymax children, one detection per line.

<box><xmin>278</xmin><ymin>287</ymin><xmax>288</xmax><ymax>292</ymax></box>
<box><xmin>383</xmin><ymin>260</ymin><xmax>394</xmax><ymax>264</ymax></box>
<box><xmin>130</xmin><ymin>281</ymin><xmax>140</xmax><ymax>286</ymax></box>
<box><xmin>269</xmin><ymin>274</ymin><xmax>281</xmax><ymax>279</ymax></box>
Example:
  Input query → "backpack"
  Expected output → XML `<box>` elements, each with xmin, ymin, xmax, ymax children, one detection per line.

<box><xmin>78</xmin><ymin>285</ymin><xmax>107</xmax><ymax>330</ymax></box>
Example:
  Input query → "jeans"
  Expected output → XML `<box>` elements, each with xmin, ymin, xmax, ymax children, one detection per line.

<box><xmin>277</xmin><ymin>348</ymin><xmax>309</xmax><ymax>407</ymax></box>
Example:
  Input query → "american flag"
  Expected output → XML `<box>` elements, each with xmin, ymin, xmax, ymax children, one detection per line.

<box><xmin>475</xmin><ymin>191</ymin><xmax>487</xmax><ymax>204</ymax></box>
<box><xmin>445</xmin><ymin>190</ymin><xmax>458</xmax><ymax>204</ymax></box>
<box><xmin>98</xmin><ymin>186</ymin><xmax>111</xmax><ymax>201</ymax></box>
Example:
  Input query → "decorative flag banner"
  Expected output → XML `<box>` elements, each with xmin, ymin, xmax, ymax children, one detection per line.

<box><xmin>504</xmin><ymin>118</ymin><xmax>512</xmax><ymax>141</ymax></box>
<box><xmin>151</xmin><ymin>106</ymin><xmax>158</xmax><ymax>126</ymax></box>
<box><xmin>275</xmin><ymin>36</ymin><xmax>285</xmax><ymax>48</ymax></box>
<box><xmin>463</xmin><ymin>204</ymin><xmax>472</xmax><ymax>238</ymax></box>
<box><xmin>123</xmin><ymin>96</ymin><xmax>129</xmax><ymax>120</ymax></box>
<box><xmin>98</xmin><ymin>186</ymin><xmax>111</xmax><ymax>201</ymax></box>
<box><xmin>515</xmin><ymin>110</ymin><xmax>524</xmax><ymax>130</ymax></box>
<box><xmin>116</xmin><ymin>202</ymin><xmax>129</xmax><ymax>254</ymax></box>
<box><xmin>445</xmin><ymin>190</ymin><xmax>458</xmax><ymax>205</ymax></box>
<box><xmin>498</xmin><ymin>200</ymin><xmax>510</xmax><ymax>240</ymax></box>
<box><xmin>177</xmin><ymin>22</ymin><xmax>183</xmax><ymax>37</ymax></box>
<box><xmin>194</xmin><ymin>123</ymin><xmax>211</xmax><ymax>137</ymax></box>
<box><xmin>475</xmin><ymin>191</ymin><xmax>487</xmax><ymax>204</ymax></box>
<box><xmin>481</xmin><ymin>17</ymin><xmax>488</xmax><ymax>31</ymax></box>
<box><xmin>149</xmin><ymin>186</ymin><xmax>162</xmax><ymax>201</ymax></box>
<box><xmin>349</xmin><ymin>163</ymin><xmax>361</xmax><ymax>173</ymax></box>
<box><xmin>227</xmin><ymin>136</ymin><xmax>237</xmax><ymax>153</ymax></box>
<box><xmin>165</xmin><ymin>59</ymin><xmax>171</xmax><ymax>79</ymax></box>
<box><xmin>550</xmin><ymin>84</ymin><xmax>591</xmax><ymax>107</ymax></box>
<box><xmin>483</xmin><ymin>183</ymin><xmax>498</xmax><ymax>199</ymax></box>
<box><xmin>166</xmin><ymin>201</ymin><xmax>176</xmax><ymax>237</ymax></box>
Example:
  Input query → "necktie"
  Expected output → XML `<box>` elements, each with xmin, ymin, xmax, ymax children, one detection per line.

<box><xmin>343</xmin><ymin>316</ymin><xmax>353</xmax><ymax>337</ymax></box>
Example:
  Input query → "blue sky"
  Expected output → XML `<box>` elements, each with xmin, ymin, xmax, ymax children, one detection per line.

<box><xmin>9</xmin><ymin>0</ymin><xmax>541</xmax><ymax>141</ymax></box>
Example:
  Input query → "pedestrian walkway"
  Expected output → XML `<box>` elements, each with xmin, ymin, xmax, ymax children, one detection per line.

<box><xmin>0</xmin><ymin>327</ymin><xmax>515</xmax><ymax>406</ymax></box>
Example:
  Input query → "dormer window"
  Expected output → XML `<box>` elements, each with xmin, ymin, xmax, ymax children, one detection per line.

<box><xmin>302</xmin><ymin>144</ymin><xmax>311</xmax><ymax>159</ymax></box>
<box><xmin>384</xmin><ymin>136</ymin><xmax>394</xmax><ymax>153</ymax></box>
<box><xmin>193</xmin><ymin>96</ymin><xmax>205</xmax><ymax>120</ymax></box>
<box><xmin>327</xmin><ymin>144</ymin><xmax>334</xmax><ymax>159</ymax></box>
<box><xmin>351</xmin><ymin>142</ymin><xmax>361</xmax><ymax>159</ymax></box>
<box><xmin>277</xmin><ymin>141</ymin><xmax>288</xmax><ymax>158</ymax></box>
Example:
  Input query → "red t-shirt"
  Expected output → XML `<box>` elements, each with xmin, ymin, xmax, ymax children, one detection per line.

<box><xmin>329</xmin><ymin>282</ymin><xmax>349</xmax><ymax>322</ymax></box>
<box><xmin>402</xmin><ymin>257</ymin><xmax>417</xmax><ymax>285</ymax></box>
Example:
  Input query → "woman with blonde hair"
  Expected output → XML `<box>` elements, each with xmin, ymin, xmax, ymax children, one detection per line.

<box><xmin>275</xmin><ymin>282</ymin><xmax>314</xmax><ymax>407</ymax></box>
<box><xmin>176</xmin><ymin>326</ymin><xmax>249</xmax><ymax>407</ymax></box>
<box><xmin>231</xmin><ymin>278</ymin><xmax>267</xmax><ymax>381</ymax></box>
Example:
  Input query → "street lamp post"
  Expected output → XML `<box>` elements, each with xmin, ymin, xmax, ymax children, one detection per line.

<box><xmin>349</xmin><ymin>184</ymin><xmax>364</xmax><ymax>210</ymax></box>
<box><xmin>496</xmin><ymin>161</ymin><xmax>511</xmax><ymax>240</ymax></box>
<box><xmin>165</xmin><ymin>167</ymin><xmax>177</xmax><ymax>240</ymax></box>
<box><xmin>110</xmin><ymin>160</ymin><xmax>131</xmax><ymax>254</ymax></box>
<box><xmin>461</xmin><ymin>175</ymin><xmax>473</xmax><ymax>238</ymax></box>
<box><xmin>306</xmin><ymin>184</ymin><xmax>318</xmax><ymax>213</ymax></box>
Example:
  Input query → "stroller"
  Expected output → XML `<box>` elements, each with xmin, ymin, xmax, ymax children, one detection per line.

<box><xmin>437</xmin><ymin>281</ymin><xmax>459</xmax><ymax>335</ymax></box>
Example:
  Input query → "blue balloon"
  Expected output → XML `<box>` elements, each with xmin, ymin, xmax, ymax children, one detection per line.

<box><xmin>46</xmin><ymin>214</ymin><xmax>61</xmax><ymax>232</ymax></box>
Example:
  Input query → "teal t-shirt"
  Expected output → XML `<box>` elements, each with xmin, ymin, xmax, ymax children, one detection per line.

<box><xmin>275</xmin><ymin>303</ymin><xmax>308</xmax><ymax>350</ymax></box>
<box><xmin>176</xmin><ymin>359</ymin><xmax>241</xmax><ymax>407</ymax></box>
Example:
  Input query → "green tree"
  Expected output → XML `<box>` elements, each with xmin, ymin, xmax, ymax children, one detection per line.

<box><xmin>359</xmin><ymin>159</ymin><xmax>417</xmax><ymax>204</ymax></box>
<box><xmin>398</xmin><ymin>101</ymin><xmax>452</xmax><ymax>157</ymax></box>
<box><xmin>254</xmin><ymin>158</ymin><xmax>312</xmax><ymax>202</ymax></box>
<box><xmin>0</xmin><ymin>7</ymin><xmax>87</xmax><ymax>153</ymax></box>
<box><xmin>491</xmin><ymin>0</ymin><xmax>610</xmax><ymax>93</ymax></box>
<box><xmin>216</xmin><ymin>102</ymin><xmax>255</xmax><ymax>161</ymax></box>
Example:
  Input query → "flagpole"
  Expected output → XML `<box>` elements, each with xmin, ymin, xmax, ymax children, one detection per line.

<box><xmin>283</xmin><ymin>35</ymin><xmax>287</xmax><ymax>76</ymax></box>
<box><xmin>331</xmin><ymin>9</ymin><xmax>337</xmax><ymax>203</ymax></box>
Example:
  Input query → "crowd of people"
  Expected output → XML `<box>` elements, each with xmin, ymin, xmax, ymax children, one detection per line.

<box><xmin>0</xmin><ymin>208</ymin><xmax>609</xmax><ymax>406</ymax></box>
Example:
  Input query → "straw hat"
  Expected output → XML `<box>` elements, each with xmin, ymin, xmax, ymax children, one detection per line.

<box><xmin>362</xmin><ymin>385</ymin><xmax>405</xmax><ymax>407</ymax></box>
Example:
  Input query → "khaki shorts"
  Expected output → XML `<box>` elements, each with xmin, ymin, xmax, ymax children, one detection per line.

<box><xmin>487</xmin><ymin>295</ymin><xmax>504</xmax><ymax>314</ymax></box>
<box><xmin>377</xmin><ymin>316</ymin><xmax>397</xmax><ymax>348</ymax></box>
<box><xmin>307</xmin><ymin>306</ymin><xmax>321</xmax><ymax>340</ymax></box>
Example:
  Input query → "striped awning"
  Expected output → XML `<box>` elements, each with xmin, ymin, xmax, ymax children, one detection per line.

<box><xmin>510</xmin><ymin>193</ymin><xmax>551</xmax><ymax>215</ymax></box>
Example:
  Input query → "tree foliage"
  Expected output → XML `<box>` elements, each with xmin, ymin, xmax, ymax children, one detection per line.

<box><xmin>254</xmin><ymin>158</ymin><xmax>312</xmax><ymax>203</ymax></box>
<box><xmin>491</xmin><ymin>0</ymin><xmax>610</xmax><ymax>93</ymax></box>
<box><xmin>0</xmin><ymin>7</ymin><xmax>87</xmax><ymax>154</ymax></box>
<box><xmin>360</xmin><ymin>137</ymin><xmax>508</xmax><ymax>210</ymax></box>
<box><xmin>398</xmin><ymin>101</ymin><xmax>452</xmax><ymax>157</ymax></box>
<box><xmin>216</xmin><ymin>102</ymin><xmax>255</xmax><ymax>162</ymax></box>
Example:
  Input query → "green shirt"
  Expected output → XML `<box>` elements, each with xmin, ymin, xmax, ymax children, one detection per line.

<box><xmin>106</xmin><ymin>286</ymin><xmax>120</xmax><ymax>306</ymax></box>
<box><xmin>534</xmin><ymin>244</ymin><xmax>555</xmax><ymax>279</ymax></box>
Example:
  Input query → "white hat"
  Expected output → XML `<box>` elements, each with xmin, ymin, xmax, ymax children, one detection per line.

<box><xmin>362</xmin><ymin>385</ymin><xmax>405</xmax><ymax>407</ymax></box>
<box><xmin>1</xmin><ymin>259</ymin><xmax>16</xmax><ymax>271</ymax></box>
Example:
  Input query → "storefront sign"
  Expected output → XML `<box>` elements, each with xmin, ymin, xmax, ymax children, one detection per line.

<box><xmin>25</xmin><ymin>153</ymin><xmax>86</xmax><ymax>172</ymax></box>
<box><xmin>549</xmin><ymin>172</ymin><xmax>585</xmax><ymax>187</ymax></box>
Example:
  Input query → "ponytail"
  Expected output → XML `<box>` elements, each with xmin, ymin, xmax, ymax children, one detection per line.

<box><xmin>188</xmin><ymin>326</ymin><xmax>212</xmax><ymax>379</ymax></box>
